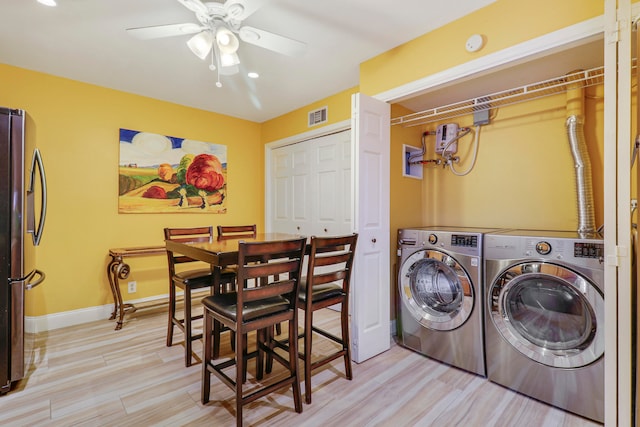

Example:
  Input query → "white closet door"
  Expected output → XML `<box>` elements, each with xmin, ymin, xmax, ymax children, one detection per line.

<box><xmin>313</xmin><ymin>131</ymin><xmax>352</xmax><ymax>236</ymax></box>
<box><xmin>270</xmin><ymin>130</ymin><xmax>351</xmax><ymax>236</ymax></box>
<box><xmin>290</xmin><ymin>143</ymin><xmax>313</xmax><ymax>235</ymax></box>
<box><xmin>271</xmin><ymin>147</ymin><xmax>293</xmax><ymax>234</ymax></box>
<box><xmin>351</xmin><ymin>93</ymin><xmax>390</xmax><ymax>363</ymax></box>
<box><xmin>270</xmin><ymin>142</ymin><xmax>313</xmax><ymax>235</ymax></box>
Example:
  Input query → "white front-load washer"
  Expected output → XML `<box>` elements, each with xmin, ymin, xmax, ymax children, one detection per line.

<box><xmin>484</xmin><ymin>229</ymin><xmax>604</xmax><ymax>423</ymax></box>
<box><xmin>397</xmin><ymin>226</ymin><xmax>500</xmax><ymax>376</ymax></box>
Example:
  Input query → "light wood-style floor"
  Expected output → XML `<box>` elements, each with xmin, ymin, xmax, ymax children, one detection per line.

<box><xmin>0</xmin><ymin>305</ymin><xmax>602</xmax><ymax>426</ymax></box>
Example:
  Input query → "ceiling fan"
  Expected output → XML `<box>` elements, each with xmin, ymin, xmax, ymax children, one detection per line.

<box><xmin>127</xmin><ymin>0</ymin><xmax>307</xmax><ymax>87</ymax></box>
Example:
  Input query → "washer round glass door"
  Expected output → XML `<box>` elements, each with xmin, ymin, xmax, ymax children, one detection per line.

<box><xmin>489</xmin><ymin>262</ymin><xmax>604</xmax><ymax>368</ymax></box>
<box><xmin>399</xmin><ymin>249</ymin><xmax>473</xmax><ymax>331</ymax></box>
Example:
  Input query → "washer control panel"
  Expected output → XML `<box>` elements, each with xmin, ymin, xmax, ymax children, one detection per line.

<box><xmin>574</xmin><ymin>242</ymin><xmax>604</xmax><ymax>259</ymax></box>
<box><xmin>398</xmin><ymin>228</ymin><xmax>484</xmax><ymax>257</ymax></box>
<box><xmin>451</xmin><ymin>234</ymin><xmax>478</xmax><ymax>248</ymax></box>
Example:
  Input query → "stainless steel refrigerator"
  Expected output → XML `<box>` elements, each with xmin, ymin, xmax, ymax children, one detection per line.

<box><xmin>0</xmin><ymin>107</ymin><xmax>46</xmax><ymax>394</ymax></box>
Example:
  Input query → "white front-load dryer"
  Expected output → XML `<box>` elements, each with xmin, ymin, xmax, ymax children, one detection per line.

<box><xmin>398</xmin><ymin>226</ymin><xmax>500</xmax><ymax>376</ymax></box>
<box><xmin>484</xmin><ymin>229</ymin><xmax>604</xmax><ymax>423</ymax></box>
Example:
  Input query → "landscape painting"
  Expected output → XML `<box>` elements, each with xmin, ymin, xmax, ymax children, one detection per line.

<box><xmin>118</xmin><ymin>128</ymin><xmax>227</xmax><ymax>214</ymax></box>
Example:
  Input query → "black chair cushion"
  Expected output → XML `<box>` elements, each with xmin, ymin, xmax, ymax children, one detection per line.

<box><xmin>202</xmin><ymin>293</ymin><xmax>289</xmax><ymax>322</ymax></box>
<box><xmin>174</xmin><ymin>268</ymin><xmax>214</xmax><ymax>288</ymax></box>
<box><xmin>298</xmin><ymin>278</ymin><xmax>344</xmax><ymax>303</ymax></box>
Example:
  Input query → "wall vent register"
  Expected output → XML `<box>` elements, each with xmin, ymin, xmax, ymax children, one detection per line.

<box><xmin>308</xmin><ymin>106</ymin><xmax>328</xmax><ymax>127</ymax></box>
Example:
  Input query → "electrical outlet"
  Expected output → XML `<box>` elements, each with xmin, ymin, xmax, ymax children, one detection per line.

<box><xmin>128</xmin><ymin>281</ymin><xmax>137</xmax><ymax>294</ymax></box>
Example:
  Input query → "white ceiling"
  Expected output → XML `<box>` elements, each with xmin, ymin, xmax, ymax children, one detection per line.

<box><xmin>0</xmin><ymin>0</ymin><xmax>497</xmax><ymax>123</ymax></box>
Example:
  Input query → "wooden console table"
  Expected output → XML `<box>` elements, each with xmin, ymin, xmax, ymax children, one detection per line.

<box><xmin>107</xmin><ymin>246</ymin><xmax>166</xmax><ymax>330</ymax></box>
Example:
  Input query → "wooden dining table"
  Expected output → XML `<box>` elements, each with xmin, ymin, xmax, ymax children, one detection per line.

<box><xmin>164</xmin><ymin>232</ymin><xmax>307</xmax><ymax>276</ymax></box>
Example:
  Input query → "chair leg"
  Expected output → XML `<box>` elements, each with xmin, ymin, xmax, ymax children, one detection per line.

<box><xmin>304</xmin><ymin>309</ymin><xmax>313</xmax><ymax>404</ymax></box>
<box><xmin>265</xmin><ymin>325</ymin><xmax>275</xmax><ymax>374</ymax></box>
<box><xmin>213</xmin><ymin>318</ymin><xmax>221</xmax><ymax>359</ymax></box>
<box><xmin>242</xmin><ymin>334</ymin><xmax>248</xmax><ymax>383</ymax></box>
<box><xmin>235</xmin><ymin>326</ymin><xmax>244</xmax><ymax>427</ymax></box>
<box><xmin>184</xmin><ymin>287</ymin><xmax>193</xmax><ymax>367</ymax></box>
<box><xmin>167</xmin><ymin>283</ymin><xmax>176</xmax><ymax>347</ymax></box>
<box><xmin>289</xmin><ymin>317</ymin><xmax>303</xmax><ymax>413</ymax></box>
<box><xmin>341</xmin><ymin>303</ymin><xmax>353</xmax><ymax>380</ymax></box>
<box><xmin>256</xmin><ymin>328</ymin><xmax>265</xmax><ymax>380</ymax></box>
<box><xmin>202</xmin><ymin>309</ymin><xmax>212</xmax><ymax>404</ymax></box>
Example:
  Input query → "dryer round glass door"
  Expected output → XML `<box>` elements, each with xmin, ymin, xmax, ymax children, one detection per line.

<box><xmin>489</xmin><ymin>261</ymin><xmax>604</xmax><ymax>368</ymax></box>
<box><xmin>399</xmin><ymin>249</ymin><xmax>474</xmax><ymax>331</ymax></box>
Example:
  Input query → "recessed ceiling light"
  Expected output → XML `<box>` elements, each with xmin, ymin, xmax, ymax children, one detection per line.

<box><xmin>37</xmin><ymin>0</ymin><xmax>57</xmax><ymax>6</ymax></box>
<box><xmin>248</xmin><ymin>72</ymin><xmax>259</xmax><ymax>79</ymax></box>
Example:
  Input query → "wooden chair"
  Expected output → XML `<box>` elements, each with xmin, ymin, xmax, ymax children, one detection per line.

<box><xmin>295</xmin><ymin>233</ymin><xmax>358</xmax><ymax>404</ymax></box>
<box><xmin>217</xmin><ymin>224</ymin><xmax>280</xmax><ymax>340</ymax></box>
<box><xmin>217</xmin><ymin>224</ymin><xmax>257</xmax><ymax>240</ymax></box>
<box><xmin>164</xmin><ymin>226</ymin><xmax>235</xmax><ymax>367</ymax></box>
<box><xmin>201</xmin><ymin>237</ymin><xmax>306</xmax><ymax>426</ymax></box>
<box><xmin>216</xmin><ymin>224</ymin><xmax>257</xmax><ymax>292</ymax></box>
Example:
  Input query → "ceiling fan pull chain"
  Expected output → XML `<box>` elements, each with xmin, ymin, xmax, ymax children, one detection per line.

<box><xmin>209</xmin><ymin>46</ymin><xmax>216</xmax><ymax>71</ymax></box>
<box><xmin>214</xmin><ymin>44</ymin><xmax>223</xmax><ymax>88</ymax></box>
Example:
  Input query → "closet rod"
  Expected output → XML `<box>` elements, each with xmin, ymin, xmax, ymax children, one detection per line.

<box><xmin>391</xmin><ymin>66</ymin><xmax>605</xmax><ymax>127</ymax></box>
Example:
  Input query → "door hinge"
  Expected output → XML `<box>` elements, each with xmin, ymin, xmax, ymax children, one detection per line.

<box><xmin>607</xmin><ymin>245</ymin><xmax>629</xmax><ymax>266</ymax></box>
<box><xmin>607</xmin><ymin>20</ymin><xmax>621</xmax><ymax>44</ymax></box>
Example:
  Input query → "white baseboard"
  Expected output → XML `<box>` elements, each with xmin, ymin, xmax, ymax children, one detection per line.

<box><xmin>25</xmin><ymin>294</ymin><xmax>400</xmax><ymax>336</ymax></box>
<box><xmin>25</xmin><ymin>294</ymin><xmax>170</xmax><ymax>333</ymax></box>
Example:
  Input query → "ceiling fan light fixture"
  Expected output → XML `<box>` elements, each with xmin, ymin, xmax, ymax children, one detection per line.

<box><xmin>187</xmin><ymin>31</ymin><xmax>213</xmax><ymax>60</ymax></box>
<box><xmin>216</xmin><ymin>27</ymin><xmax>239</xmax><ymax>54</ymax></box>
<box><xmin>220</xmin><ymin>52</ymin><xmax>240</xmax><ymax>67</ymax></box>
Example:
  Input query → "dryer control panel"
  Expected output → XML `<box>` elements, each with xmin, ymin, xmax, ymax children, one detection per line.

<box><xmin>484</xmin><ymin>232</ymin><xmax>605</xmax><ymax>269</ymax></box>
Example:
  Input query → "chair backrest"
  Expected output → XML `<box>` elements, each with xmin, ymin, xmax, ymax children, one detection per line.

<box><xmin>235</xmin><ymin>237</ymin><xmax>306</xmax><ymax>323</ymax></box>
<box><xmin>217</xmin><ymin>224</ymin><xmax>257</xmax><ymax>240</ymax></box>
<box><xmin>164</xmin><ymin>226</ymin><xmax>214</xmax><ymax>272</ymax></box>
<box><xmin>305</xmin><ymin>233</ymin><xmax>358</xmax><ymax>296</ymax></box>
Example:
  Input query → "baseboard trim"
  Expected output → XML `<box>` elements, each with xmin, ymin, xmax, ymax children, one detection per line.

<box><xmin>26</xmin><ymin>295</ymin><xmax>401</xmax><ymax>336</ymax></box>
<box><xmin>25</xmin><ymin>294</ymin><xmax>170</xmax><ymax>333</ymax></box>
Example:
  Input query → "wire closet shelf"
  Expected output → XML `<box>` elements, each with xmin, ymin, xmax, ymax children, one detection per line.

<box><xmin>391</xmin><ymin>66</ymin><xmax>605</xmax><ymax>127</ymax></box>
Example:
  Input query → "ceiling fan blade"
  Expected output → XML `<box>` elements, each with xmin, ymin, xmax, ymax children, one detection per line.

<box><xmin>223</xmin><ymin>0</ymin><xmax>267</xmax><ymax>20</ymax></box>
<box><xmin>127</xmin><ymin>23</ymin><xmax>202</xmax><ymax>40</ymax></box>
<box><xmin>239</xmin><ymin>26</ymin><xmax>306</xmax><ymax>57</ymax></box>
<box><xmin>177</xmin><ymin>0</ymin><xmax>209</xmax><ymax>15</ymax></box>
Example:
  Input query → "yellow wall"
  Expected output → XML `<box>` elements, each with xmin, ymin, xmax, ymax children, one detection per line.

<box><xmin>0</xmin><ymin>63</ymin><xmax>263</xmax><ymax>317</ymax></box>
<box><xmin>389</xmin><ymin>104</ymin><xmax>425</xmax><ymax>319</ymax></box>
<box><xmin>415</xmin><ymin>89</ymin><xmax>604</xmax><ymax>230</ymax></box>
<box><xmin>360</xmin><ymin>0</ymin><xmax>603</xmax><ymax>95</ymax></box>
<box><xmin>261</xmin><ymin>87</ymin><xmax>357</xmax><ymax>143</ymax></box>
<box><xmin>358</xmin><ymin>0</ymin><xmax>607</xmax><ymax>232</ymax></box>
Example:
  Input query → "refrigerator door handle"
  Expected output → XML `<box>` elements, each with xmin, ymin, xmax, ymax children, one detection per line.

<box><xmin>27</xmin><ymin>148</ymin><xmax>47</xmax><ymax>246</ymax></box>
<box><xmin>9</xmin><ymin>269</ymin><xmax>45</xmax><ymax>290</ymax></box>
<box><xmin>23</xmin><ymin>269</ymin><xmax>45</xmax><ymax>290</ymax></box>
